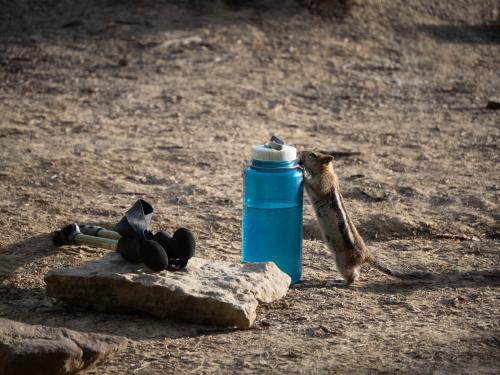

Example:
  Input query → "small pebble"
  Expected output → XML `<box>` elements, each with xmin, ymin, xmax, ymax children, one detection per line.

<box><xmin>486</xmin><ymin>99</ymin><xmax>500</xmax><ymax>110</ymax></box>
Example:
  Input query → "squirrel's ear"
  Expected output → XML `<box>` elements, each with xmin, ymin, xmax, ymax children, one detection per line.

<box><xmin>319</xmin><ymin>154</ymin><xmax>334</xmax><ymax>164</ymax></box>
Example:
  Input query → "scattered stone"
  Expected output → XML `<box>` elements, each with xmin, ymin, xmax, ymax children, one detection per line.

<box><xmin>117</xmin><ymin>58</ymin><xmax>128</xmax><ymax>67</ymax></box>
<box><xmin>155</xmin><ymin>35</ymin><xmax>204</xmax><ymax>50</ymax></box>
<box><xmin>45</xmin><ymin>254</ymin><xmax>291</xmax><ymax>329</ymax></box>
<box><xmin>60</xmin><ymin>20</ymin><xmax>83</xmax><ymax>29</ymax></box>
<box><xmin>0</xmin><ymin>318</ymin><xmax>127</xmax><ymax>375</ymax></box>
<box><xmin>486</xmin><ymin>99</ymin><xmax>500</xmax><ymax>110</ymax></box>
<box><xmin>434</xmin><ymin>233</ymin><xmax>480</xmax><ymax>241</ymax></box>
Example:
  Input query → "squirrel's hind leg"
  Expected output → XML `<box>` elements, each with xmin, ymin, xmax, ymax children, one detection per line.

<box><xmin>342</xmin><ymin>267</ymin><xmax>360</xmax><ymax>285</ymax></box>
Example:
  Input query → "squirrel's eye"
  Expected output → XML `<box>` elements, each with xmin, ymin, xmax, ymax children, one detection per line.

<box><xmin>309</xmin><ymin>152</ymin><xmax>317</xmax><ymax>159</ymax></box>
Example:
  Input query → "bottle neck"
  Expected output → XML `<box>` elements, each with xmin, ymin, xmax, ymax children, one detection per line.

<box><xmin>251</xmin><ymin>159</ymin><xmax>299</xmax><ymax>170</ymax></box>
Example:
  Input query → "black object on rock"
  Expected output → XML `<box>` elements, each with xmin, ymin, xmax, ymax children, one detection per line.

<box><xmin>114</xmin><ymin>199</ymin><xmax>154</xmax><ymax>238</ymax></box>
<box><xmin>116</xmin><ymin>237</ymin><xmax>142</xmax><ymax>262</ymax></box>
<box><xmin>139</xmin><ymin>239</ymin><xmax>169</xmax><ymax>272</ymax></box>
<box><xmin>113</xmin><ymin>198</ymin><xmax>198</xmax><ymax>271</ymax></box>
<box><xmin>52</xmin><ymin>223</ymin><xmax>81</xmax><ymax>246</ymax></box>
<box><xmin>154</xmin><ymin>228</ymin><xmax>196</xmax><ymax>271</ymax></box>
<box><xmin>52</xmin><ymin>200</ymin><xmax>196</xmax><ymax>273</ymax></box>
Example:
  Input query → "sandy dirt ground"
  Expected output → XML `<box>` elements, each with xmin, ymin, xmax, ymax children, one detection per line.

<box><xmin>0</xmin><ymin>0</ymin><xmax>499</xmax><ymax>373</ymax></box>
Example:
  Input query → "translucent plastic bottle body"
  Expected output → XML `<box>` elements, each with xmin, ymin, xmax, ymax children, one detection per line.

<box><xmin>242</xmin><ymin>160</ymin><xmax>304</xmax><ymax>284</ymax></box>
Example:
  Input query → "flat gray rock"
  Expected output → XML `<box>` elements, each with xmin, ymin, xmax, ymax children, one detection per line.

<box><xmin>45</xmin><ymin>254</ymin><xmax>291</xmax><ymax>329</ymax></box>
<box><xmin>0</xmin><ymin>318</ymin><xmax>127</xmax><ymax>375</ymax></box>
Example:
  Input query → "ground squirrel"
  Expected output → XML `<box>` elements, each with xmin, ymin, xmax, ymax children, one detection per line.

<box><xmin>299</xmin><ymin>150</ymin><xmax>431</xmax><ymax>285</ymax></box>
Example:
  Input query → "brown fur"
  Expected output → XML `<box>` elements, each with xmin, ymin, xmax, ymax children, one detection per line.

<box><xmin>299</xmin><ymin>150</ymin><xmax>431</xmax><ymax>285</ymax></box>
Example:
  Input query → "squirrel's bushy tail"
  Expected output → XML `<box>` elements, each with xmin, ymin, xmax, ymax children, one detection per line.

<box><xmin>367</xmin><ymin>256</ymin><xmax>434</xmax><ymax>280</ymax></box>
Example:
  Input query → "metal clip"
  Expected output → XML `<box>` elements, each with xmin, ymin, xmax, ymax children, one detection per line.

<box><xmin>264</xmin><ymin>135</ymin><xmax>285</xmax><ymax>151</ymax></box>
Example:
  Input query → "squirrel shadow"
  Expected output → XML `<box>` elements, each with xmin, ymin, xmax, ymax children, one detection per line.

<box><xmin>297</xmin><ymin>269</ymin><xmax>500</xmax><ymax>293</ymax></box>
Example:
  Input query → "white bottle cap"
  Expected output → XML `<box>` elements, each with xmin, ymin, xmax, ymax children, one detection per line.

<box><xmin>251</xmin><ymin>144</ymin><xmax>297</xmax><ymax>162</ymax></box>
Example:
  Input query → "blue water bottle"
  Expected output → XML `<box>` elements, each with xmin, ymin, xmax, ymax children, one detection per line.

<box><xmin>241</xmin><ymin>137</ymin><xmax>304</xmax><ymax>284</ymax></box>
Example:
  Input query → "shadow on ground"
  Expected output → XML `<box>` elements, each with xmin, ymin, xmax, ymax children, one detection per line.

<box><xmin>0</xmin><ymin>0</ymin><xmax>356</xmax><ymax>50</ymax></box>
<box><xmin>0</xmin><ymin>223</ymin><xmax>239</xmax><ymax>340</ymax></box>
<box><xmin>0</xmin><ymin>284</ymin><xmax>236</xmax><ymax>340</ymax></box>
<box><xmin>414</xmin><ymin>24</ymin><xmax>500</xmax><ymax>44</ymax></box>
<box><xmin>0</xmin><ymin>0</ymin><xmax>312</xmax><ymax>45</ymax></box>
<box><xmin>0</xmin><ymin>222</ymin><xmax>115</xmax><ymax>278</ymax></box>
<box><xmin>0</xmin><ymin>234</ymin><xmax>53</xmax><ymax>279</ymax></box>
<box><xmin>296</xmin><ymin>269</ymin><xmax>500</xmax><ymax>293</ymax></box>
